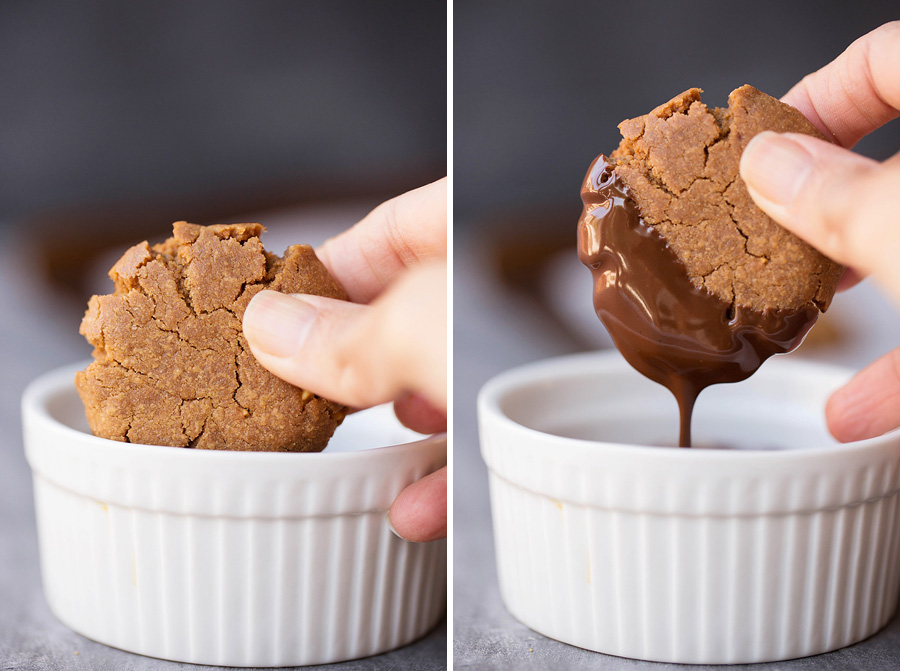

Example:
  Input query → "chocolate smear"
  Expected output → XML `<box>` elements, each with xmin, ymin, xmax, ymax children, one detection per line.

<box><xmin>577</xmin><ymin>156</ymin><xmax>817</xmax><ymax>447</ymax></box>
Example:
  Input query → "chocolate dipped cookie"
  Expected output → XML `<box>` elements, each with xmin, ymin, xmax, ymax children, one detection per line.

<box><xmin>577</xmin><ymin>86</ymin><xmax>843</xmax><ymax>446</ymax></box>
<box><xmin>76</xmin><ymin>221</ymin><xmax>347</xmax><ymax>452</ymax></box>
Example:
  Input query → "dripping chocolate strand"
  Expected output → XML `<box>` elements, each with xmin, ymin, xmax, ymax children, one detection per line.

<box><xmin>577</xmin><ymin>155</ymin><xmax>817</xmax><ymax>447</ymax></box>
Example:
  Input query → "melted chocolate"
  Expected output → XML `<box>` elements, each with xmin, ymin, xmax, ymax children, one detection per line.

<box><xmin>577</xmin><ymin>155</ymin><xmax>817</xmax><ymax>447</ymax></box>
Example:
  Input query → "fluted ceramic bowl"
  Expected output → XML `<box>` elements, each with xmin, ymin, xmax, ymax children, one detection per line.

<box><xmin>23</xmin><ymin>362</ymin><xmax>446</xmax><ymax>667</ymax></box>
<box><xmin>479</xmin><ymin>350</ymin><xmax>900</xmax><ymax>664</ymax></box>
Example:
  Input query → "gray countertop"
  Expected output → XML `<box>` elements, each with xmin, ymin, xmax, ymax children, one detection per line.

<box><xmin>0</xmin><ymin>215</ymin><xmax>446</xmax><ymax>671</ymax></box>
<box><xmin>452</xmin><ymin>230</ymin><xmax>900</xmax><ymax>670</ymax></box>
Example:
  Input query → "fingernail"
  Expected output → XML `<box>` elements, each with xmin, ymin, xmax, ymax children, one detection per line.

<box><xmin>386</xmin><ymin>511</ymin><xmax>406</xmax><ymax>541</ymax></box>
<box><xmin>741</xmin><ymin>131</ymin><xmax>814</xmax><ymax>206</ymax></box>
<box><xmin>243</xmin><ymin>291</ymin><xmax>316</xmax><ymax>358</ymax></box>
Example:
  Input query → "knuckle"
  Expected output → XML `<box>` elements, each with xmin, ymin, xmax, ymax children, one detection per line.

<box><xmin>381</xmin><ymin>198</ymin><xmax>418</xmax><ymax>267</ymax></box>
<box><xmin>330</xmin><ymin>308</ymin><xmax>395</xmax><ymax>407</ymax></box>
<box><xmin>329</xmin><ymin>329</ymin><xmax>372</xmax><ymax>406</ymax></box>
<box><xmin>799</xmin><ymin>156</ymin><xmax>880</xmax><ymax>258</ymax></box>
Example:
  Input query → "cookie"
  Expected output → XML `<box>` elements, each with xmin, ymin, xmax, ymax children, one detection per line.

<box><xmin>75</xmin><ymin>221</ymin><xmax>347</xmax><ymax>452</ymax></box>
<box><xmin>609</xmin><ymin>85</ymin><xmax>843</xmax><ymax>312</ymax></box>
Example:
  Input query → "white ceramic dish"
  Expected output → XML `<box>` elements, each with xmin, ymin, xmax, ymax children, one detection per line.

<box><xmin>23</xmin><ymin>363</ymin><xmax>446</xmax><ymax>667</ymax></box>
<box><xmin>478</xmin><ymin>351</ymin><xmax>900</xmax><ymax>665</ymax></box>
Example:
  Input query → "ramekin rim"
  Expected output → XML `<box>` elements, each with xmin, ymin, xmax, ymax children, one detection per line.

<box><xmin>477</xmin><ymin>350</ymin><xmax>900</xmax><ymax>463</ymax></box>
<box><xmin>23</xmin><ymin>361</ymin><xmax>446</xmax><ymax>463</ymax></box>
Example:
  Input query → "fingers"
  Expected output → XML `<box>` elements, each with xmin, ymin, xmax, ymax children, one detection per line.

<box><xmin>781</xmin><ymin>21</ymin><xmax>900</xmax><ymax>147</ymax></box>
<box><xmin>243</xmin><ymin>261</ymin><xmax>447</xmax><ymax>410</ymax></box>
<box><xmin>827</xmin><ymin>349</ymin><xmax>900</xmax><ymax>442</ymax></box>
<box><xmin>388</xmin><ymin>466</ymin><xmax>447</xmax><ymax>542</ymax></box>
<box><xmin>836</xmin><ymin>267</ymin><xmax>864</xmax><ymax>293</ymax></box>
<box><xmin>393</xmin><ymin>392</ymin><xmax>447</xmax><ymax>434</ymax></box>
<box><xmin>740</xmin><ymin>131</ymin><xmax>900</xmax><ymax>302</ymax></box>
<box><xmin>317</xmin><ymin>178</ymin><xmax>447</xmax><ymax>303</ymax></box>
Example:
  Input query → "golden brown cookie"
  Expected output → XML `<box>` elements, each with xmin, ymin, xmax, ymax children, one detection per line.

<box><xmin>609</xmin><ymin>85</ymin><xmax>843</xmax><ymax>312</ymax></box>
<box><xmin>76</xmin><ymin>221</ymin><xmax>347</xmax><ymax>452</ymax></box>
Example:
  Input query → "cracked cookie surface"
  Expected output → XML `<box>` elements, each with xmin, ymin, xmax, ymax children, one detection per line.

<box><xmin>610</xmin><ymin>85</ymin><xmax>843</xmax><ymax>312</ymax></box>
<box><xmin>75</xmin><ymin>221</ymin><xmax>347</xmax><ymax>451</ymax></box>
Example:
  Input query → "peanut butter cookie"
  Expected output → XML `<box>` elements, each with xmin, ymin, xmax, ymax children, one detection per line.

<box><xmin>76</xmin><ymin>221</ymin><xmax>347</xmax><ymax>451</ymax></box>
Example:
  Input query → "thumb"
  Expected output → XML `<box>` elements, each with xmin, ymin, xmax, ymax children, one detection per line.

<box><xmin>242</xmin><ymin>262</ymin><xmax>447</xmax><ymax>410</ymax></box>
<box><xmin>740</xmin><ymin>131</ymin><xmax>900</xmax><ymax>302</ymax></box>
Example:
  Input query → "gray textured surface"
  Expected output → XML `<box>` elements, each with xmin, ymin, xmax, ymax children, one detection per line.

<box><xmin>0</xmin><ymin>219</ymin><xmax>446</xmax><ymax>670</ymax></box>
<box><xmin>452</xmin><ymin>229</ymin><xmax>900</xmax><ymax>670</ymax></box>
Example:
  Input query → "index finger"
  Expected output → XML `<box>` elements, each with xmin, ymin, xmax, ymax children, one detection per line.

<box><xmin>316</xmin><ymin>177</ymin><xmax>447</xmax><ymax>303</ymax></box>
<box><xmin>782</xmin><ymin>21</ymin><xmax>900</xmax><ymax>148</ymax></box>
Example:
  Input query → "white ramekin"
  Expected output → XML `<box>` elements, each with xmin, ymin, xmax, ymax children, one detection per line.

<box><xmin>479</xmin><ymin>351</ymin><xmax>900</xmax><ymax>665</ymax></box>
<box><xmin>23</xmin><ymin>363</ymin><xmax>446</xmax><ymax>667</ymax></box>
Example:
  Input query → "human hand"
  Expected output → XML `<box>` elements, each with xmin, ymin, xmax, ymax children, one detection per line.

<box><xmin>242</xmin><ymin>178</ymin><xmax>447</xmax><ymax>542</ymax></box>
<box><xmin>739</xmin><ymin>22</ymin><xmax>900</xmax><ymax>443</ymax></box>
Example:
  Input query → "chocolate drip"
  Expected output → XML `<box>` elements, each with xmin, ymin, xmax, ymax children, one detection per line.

<box><xmin>577</xmin><ymin>155</ymin><xmax>817</xmax><ymax>447</ymax></box>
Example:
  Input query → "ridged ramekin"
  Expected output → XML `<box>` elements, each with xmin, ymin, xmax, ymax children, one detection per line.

<box><xmin>479</xmin><ymin>351</ymin><xmax>900</xmax><ymax>665</ymax></box>
<box><xmin>23</xmin><ymin>363</ymin><xmax>446</xmax><ymax>667</ymax></box>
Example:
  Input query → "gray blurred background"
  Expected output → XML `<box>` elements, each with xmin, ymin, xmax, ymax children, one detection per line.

<box><xmin>456</xmin><ymin>1</ymin><xmax>899</xmax><ymax>226</ymax></box>
<box><xmin>0</xmin><ymin>0</ymin><xmax>447</xmax><ymax>313</ymax></box>
<box><xmin>454</xmin><ymin>3</ymin><xmax>900</xmax><ymax>669</ymax></box>
<box><xmin>1</xmin><ymin>1</ymin><xmax>446</xmax><ymax>221</ymax></box>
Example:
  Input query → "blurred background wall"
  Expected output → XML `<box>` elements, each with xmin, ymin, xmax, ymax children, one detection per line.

<box><xmin>0</xmin><ymin>0</ymin><xmax>446</xmax><ymax>329</ymax></box>
<box><xmin>456</xmin><ymin>0</ymin><xmax>899</xmax><ymax>228</ymax></box>
<box><xmin>0</xmin><ymin>0</ymin><xmax>446</xmax><ymax>223</ymax></box>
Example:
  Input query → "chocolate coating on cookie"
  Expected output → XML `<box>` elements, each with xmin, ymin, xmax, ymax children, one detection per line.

<box><xmin>578</xmin><ymin>86</ymin><xmax>844</xmax><ymax>447</ymax></box>
<box><xmin>578</xmin><ymin>157</ymin><xmax>817</xmax><ymax>447</ymax></box>
<box><xmin>76</xmin><ymin>221</ymin><xmax>347</xmax><ymax>452</ymax></box>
